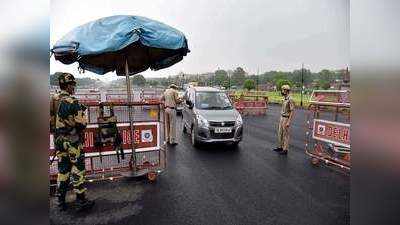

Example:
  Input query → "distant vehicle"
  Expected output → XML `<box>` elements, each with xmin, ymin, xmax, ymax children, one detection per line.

<box><xmin>182</xmin><ymin>86</ymin><xmax>243</xmax><ymax>147</ymax></box>
<box><xmin>176</xmin><ymin>90</ymin><xmax>185</xmax><ymax>114</ymax></box>
<box><xmin>183</xmin><ymin>82</ymin><xmax>198</xmax><ymax>91</ymax></box>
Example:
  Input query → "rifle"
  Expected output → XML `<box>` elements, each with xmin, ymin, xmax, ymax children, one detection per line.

<box><xmin>114</xmin><ymin>131</ymin><xmax>124</xmax><ymax>163</ymax></box>
<box><xmin>94</xmin><ymin>132</ymin><xmax>103</xmax><ymax>163</ymax></box>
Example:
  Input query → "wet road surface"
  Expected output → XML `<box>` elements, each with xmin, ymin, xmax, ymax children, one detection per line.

<box><xmin>50</xmin><ymin>104</ymin><xmax>350</xmax><ymax>225</ymax></box>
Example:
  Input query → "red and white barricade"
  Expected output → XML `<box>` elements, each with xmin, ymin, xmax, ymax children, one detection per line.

<box><xmin>305</xmin><ymin>90</ymin><xmax>351</xmax><ymax>170</ymax></box>
<box><xmin>234</xmin><ymin>99</ymin><xmax>268</xmax><ymax>116</ymax></box>
<box><xmin>49</xmin><ymin>101</ymin><xmax>166</xmax><ymax>185</ymax></box>
<box><xmin>74</xmin><ymin>92</ymin><xmax>101</xmax><ymax>104</ymax></box>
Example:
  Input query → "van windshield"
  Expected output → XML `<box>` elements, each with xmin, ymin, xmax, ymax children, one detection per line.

<box><xmin>195</xmin><ymin>91</ymin><xmax>233</xmax><ymax>110</ymax></box>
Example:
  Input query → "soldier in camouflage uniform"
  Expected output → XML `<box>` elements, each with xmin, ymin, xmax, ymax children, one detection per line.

<box><xmin>272</xmin><ymin>84</ymin><xmax>295</xmax><ymax>155</ymax></box>
<box><xmin>50</xmin><ymin>72</ymin><xmax>94</xmax><ymax>211</ymax></box>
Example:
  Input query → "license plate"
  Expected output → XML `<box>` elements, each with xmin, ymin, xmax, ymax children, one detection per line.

<box><xmin>214</xmin><ymin>127</ymin><xmax>231</xmax><ymax>133</ymax></box>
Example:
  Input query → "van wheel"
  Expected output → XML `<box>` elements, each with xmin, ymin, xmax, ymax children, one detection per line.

<box><xmin>191</xmin><ymin>127</ymin><xmax>199</xmax><ymax>147</ymax></box>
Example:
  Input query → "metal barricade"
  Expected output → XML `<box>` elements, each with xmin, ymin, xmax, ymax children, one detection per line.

<box><xmin>228</xmin><ymin>91</ymin><xmax>268</xmax><ymax>116</ymax></box>
<box><xmin>234</xmin><ymin>99</ymin><xmax>268</xmax><ymax>116</ymax></box>
<box><xmin>305</xmin><ymin>90</ymin><xmax>351</xmax><ymax>170</ymax></box>
<box><xmin>49</xmin><ymin>100</ymin><xmax>166</xmax><ymax>186</ymax></box>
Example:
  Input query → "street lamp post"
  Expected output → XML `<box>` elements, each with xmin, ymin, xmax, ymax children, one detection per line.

<box><xmin>256</xmin><ymin>68</ymin><xmax>259</xmax><ymax>100</ymax></box>
<box><xmin>301</xmin><ymin>63</ymin><xmax>304</xmax><ymax>107</ymax></box>
<box><xmin>182</xmin><ymin>73</ymin><xmax>185</xmax><ymax>89</ymax></box>
<box><xmin>228</xmin><ymin>71</ymin><xmax>231</xmax><ymax>91</ymax></box>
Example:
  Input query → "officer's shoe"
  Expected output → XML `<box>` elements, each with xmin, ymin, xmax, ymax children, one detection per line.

<box><xmin>75</xmin><ymin>193</ymin><xmax>95</xmax><ymax>212</ymax></box>
<box><xmin>58</xmin><ymin>201</ymin><xmax>68</xmax><ymax>211</ymax></box>
<box><xmin>272</xmin><ymin>147</ymin><xmax>283</xmax><ymax>152</ymax></box>
<box><xmin>279</xmin><ymin>150</ymin><xmax>288</xmax><ymax>155</ymax></box>
<box><xmin>57</xmin><ymin>194</ymin><xmax>68</xmax><ymax>211</ymax></box>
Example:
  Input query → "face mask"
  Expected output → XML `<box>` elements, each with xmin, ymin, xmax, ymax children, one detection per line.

<box><xmin>69</xmin><ymin>84</ymin><xmax>76</xmax><ymax>95</ymax></box>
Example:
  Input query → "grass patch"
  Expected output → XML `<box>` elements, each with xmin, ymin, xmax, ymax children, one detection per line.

<box><xmin>231</xmin><ymin>90</ymin><xmax>310</xmax><ymax>107</ymax></box>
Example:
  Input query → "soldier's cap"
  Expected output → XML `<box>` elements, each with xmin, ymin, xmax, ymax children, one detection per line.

<box><xmin>281</xmin><ymin>84</ymin><xmax>291</xmax><ymax>91</ymax></box>
<box><xmin>169</xmin><ymin>84</ymin><xmax>178</xmax><ymax>89</ymax></box>
<box><xmin>56</xmin><ymin>72</ymin><xmax>76</xmax><ymax>85</ymax></box>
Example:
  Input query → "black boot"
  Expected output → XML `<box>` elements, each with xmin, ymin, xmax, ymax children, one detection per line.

<box><xmin>272</xmin><ymin>147</ymin><xmax>283</xmax><ymax>152</ymax></box>
<box><xmin>279</xmin><ymin>150</ymin><xmax>288</xmax><ymax>155</ymax></box>
<box><xmin>57</xmin><ymin>193</ymin><xmax>67</xmax><ymax>211</ymax></box>
<box><xmin>75</xmin><ymin>193</ymin><xmax>95</xmax><ymax>212</ymax></box>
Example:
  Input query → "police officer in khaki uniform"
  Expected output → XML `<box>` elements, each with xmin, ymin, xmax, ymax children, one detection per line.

<box><xmin>273</xmin><ymin>84</ymin><xmax>295</xmax><ymax>155</ymax></box>
<box><xmin>161</xmin><ymin>84</ymin><xmax>182</xmax><ymax>145</ymax></box>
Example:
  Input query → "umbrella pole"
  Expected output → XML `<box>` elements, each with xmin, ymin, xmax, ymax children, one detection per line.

<box><xmin>125</xmin><ymin>60</ymin><xmax>136</xmax><ymax>173</ymax></box>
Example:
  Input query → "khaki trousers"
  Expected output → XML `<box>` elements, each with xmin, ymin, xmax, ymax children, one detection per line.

<box><xmin>278</xmin><ymin>117</ymin><xmax>290</xmax><ymax>151</ymax></box>
<box><xmin>165</xmin><ymin>108</ymin><xmax>177</xmax><ymax>143</ymax></box>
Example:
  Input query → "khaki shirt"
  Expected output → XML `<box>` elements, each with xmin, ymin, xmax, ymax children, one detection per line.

<box><xmin>281</xmin><ymin>95</ymin><xmax>295</xmax><ymax>117</ymax></box>
<box><xmin>163</xmin><ymin>88</ymin><xmax>179</xmax><ymax>108</ymax></box>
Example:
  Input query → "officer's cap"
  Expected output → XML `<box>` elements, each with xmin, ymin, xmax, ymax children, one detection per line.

<box><xmin>56</xmin><ymin>72</ymin><xmax>76</xmax><ymax>85</ymax></box>
<box><xmin>281</xmin><ymin>84</ymin><xmax>291</xmax><ymax>91</ymax></box>
<box><xmin>169</xmin><ymin>84</ymin><xmax>178</xmax><ymax>89</ymax></box>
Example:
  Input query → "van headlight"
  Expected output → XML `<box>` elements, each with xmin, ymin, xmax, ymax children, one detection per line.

<box><xmin>235</xmin><ymin>115</ymin><xmax>243</xmax><ymax>126</ymax></box>
<box><xmin>196</xmin><ymin>114</ymin><xmax>209</xmax><ymax>128</ymax></box>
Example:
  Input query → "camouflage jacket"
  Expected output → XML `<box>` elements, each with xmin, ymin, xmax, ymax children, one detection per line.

<box><xmin>50</xmin><ymin>90</ymin><xmax>68</xmax><ymax>133</ymax></box>
<box><xmin>50</xmin><ymin>90</ymin><xmax>87</xmax><ymax>140</ymax></box>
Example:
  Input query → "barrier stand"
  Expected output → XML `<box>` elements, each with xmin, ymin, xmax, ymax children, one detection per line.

<box><xmin>49</xmin><ymin>100</ymin><xmax>166</xmax><ymax>187</ymax></box>
<box><xmin>305</xmin><ymin>90</ymin><xmax>351</xmax><ymax>171</ymax></box>
<box><xmin>231</xmin><ymin>93</ymin><xmax>268</xmax><ymax>116</ymax></box>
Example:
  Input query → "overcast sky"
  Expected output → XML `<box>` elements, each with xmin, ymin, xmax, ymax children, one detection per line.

<box><xmin>50</xmin><ymin>0</ymin><xmax>349</xmax><ymax>81</ymax></box>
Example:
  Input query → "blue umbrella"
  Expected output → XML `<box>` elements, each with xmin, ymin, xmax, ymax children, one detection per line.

<box><xmin>51</xmin><ymin>15</ymin><xmax>189</xmax><ymax>176</ymax></box>
<box><xmin>52</xmin><ymin>15</ymin><xmax>189</xmax><ymax>75</ymax></box>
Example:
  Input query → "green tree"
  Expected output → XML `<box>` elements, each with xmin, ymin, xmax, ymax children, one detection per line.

<box><xmin>272</xmin><ymin>71</ymin><xmax>290</xmax><ymax>85</ymax></box>
<box><xmin>291</xmin><ymin>68</ymin><xmax>312</xmax><ymax>87</ymax></box>
<box><xmin>318</xmin><ymin>80</ymin><xmax>331</xmax><ymax>90</ymax></box>
<box><xmin>131</xmin><ymin>74</ymin><xmax>146</xmax><ymax>87</ymax></box>
<box><xmin>232</xmin><ymin>67</ymin><xmax>246</xmax><ymax>86</ymax></box>
<box><xmin>147</xmin><ymin>79</ymin><xmax>159</xmax><ymax>86</ymax></box>
<box><xmin>276</xmin><ymin>79</ymin><xmax>293</xmax><ymax>91</ymax></box>
<box><xmin>318</xmin><ymin>69</ymin><xmax>335</xmax><ymax>83</ymax></box>
<box><xmin>49</xmin><ymin>73</ymin><xmax>58</xmax><ymax>86</ymax></box>
<box><xmin>243</xmin><ymin>79</ymin><xmax>256</xmax><ymax>90</ymax></box>
<box><xmin>214</xmin><ymin>69</ymin><xmax>228</xmax><ymax>86</ymax></box>
<box><xmin>76</xmin><ymin>77</ymin><xmax>100</xmax><ymax>87</ymax></box>
<box><xmin>158</xmin><ymin>78</ymin><xmax>167</xmax><ymax>87</ymax></box>
<box><xmin>259</xmin><ymin>71</ymin><xmax>275</xmax><ymax>84</ymax></box>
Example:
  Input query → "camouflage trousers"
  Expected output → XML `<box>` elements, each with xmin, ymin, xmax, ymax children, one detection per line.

<box><xmin>278</xmin><ymin>117</ymin><xmax>290</xmax><ymax>151</ymax></box>
<box><xmin>55</xmin><ymin>136</ymin><xmax>87</xmax><ymax>197</ymax></box>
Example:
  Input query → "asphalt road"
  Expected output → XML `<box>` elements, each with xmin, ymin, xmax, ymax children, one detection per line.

<box><xmin>50</xmin><ymin>104</ymin><xmax>350</xmax><ymax>225</ymax></box>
